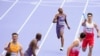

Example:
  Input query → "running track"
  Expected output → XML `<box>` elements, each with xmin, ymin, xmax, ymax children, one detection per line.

<box><xmin>0</xmin><ymin>0</ymin><xmax>100</xmax><ymax>56</ymax></box>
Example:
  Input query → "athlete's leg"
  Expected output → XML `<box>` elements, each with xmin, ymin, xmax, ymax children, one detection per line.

<box><xmin>88</xmin><ymin>34</ymin><xmax>94</xmax><ymax>56</ymax></box>
<box><xmin>88</xmin><ymin>46</ymin><xmax>93</xmax><ymax>56</ymax></box>
<box><xmin>82</xmin><ymin>38</ymin><xmax>88</xmax><ymax>52</ymax></box>
<box><xmin>56</xmin><ymin>26</ymin><xmax>60</xmax><ymax>39</ymax></box>
<box><xmin>60</xmin><ymin>26</ymin><xmax>64</xmax><ymax>51</ymax></box>
<box><xmin>60</xmin><ymin>32</ymin><xmax>64</xmax><ymax>48</ymax></box>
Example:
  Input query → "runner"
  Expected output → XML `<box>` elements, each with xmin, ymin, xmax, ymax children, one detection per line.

<box><xmin>53</xmin><ymin>8</ymin><xmax>70</xmax><ymax>51</ymax></box>
<box><xmin>82</xmin><ymin>13</ymin><xmax>100</xmax><ymax>56</ymax></box>
<box><xmin>67</xmin><ymin>32</ymin><xmax>86</xmax><ymax>56</ymax></box>
<box><xmin>24</xmin><ymin>33</ymin><xmax>42</xmax><ymax>56</ymax></box>
<box><xmin>4</xmin><ymin>33</ymin><xmax>24</xmax><ymax>56</ymax></box>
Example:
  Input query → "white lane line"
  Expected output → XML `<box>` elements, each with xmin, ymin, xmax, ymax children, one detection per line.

<box><xmin>74</xmin><ymin>0</ymin><xmax>89</xmax><ymax>39</ymax></box>
<box><xmin>0</xmin><ymin>0</ymin><xmax>19</xmax><ymax>20</ymax></box>
<box><xmin>36</xmin><ymin>0</ymin><xmax>66</xmax><ymax>55</ymax></box>
<box><xmin>1</xmin><ymin>0</ymin><xmax>38</xmax><ymax>5</ymax></box>
<box><xmin>1</xmin><ymin>0</ymin><xmax>94</xmax><ymax>4</ymax></box>
<box><xmin>17</xmin><ymin>0</ymin><xmax>43</xmax><ymax>34</ymax></box>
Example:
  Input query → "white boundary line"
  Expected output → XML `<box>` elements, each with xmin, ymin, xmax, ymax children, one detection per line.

<box><xmin>1</xmin><ymin>0</ymin><xmax>14</xmax><ymax>2</ymax></box>
<box><xmin>1</xmin><ymin>0</ymin><xmax>38</xmax><ymax>5</ymax></box>
<box><xmin>74</xmin><ymin>0</ymin><xmax>89</xmax><ymax>40</ymax></box>
<box><xmin>1</xmin><ymin>0</ymin><xmax>98</xmax><ymax>4</ymax></box>
<box><xmin>36</xmin><ymin>0</ymin><xmax>66</xmax><ymax>55</ymax></box>
<box><xmin>0</xmin><ymin>0</ymin><xmax>19</xmax><ymax>20</ymax></box>
<box><xmin>17</xmin><ymin>0</ymin><xmax>43</xmax><ymax>34</ymax></box>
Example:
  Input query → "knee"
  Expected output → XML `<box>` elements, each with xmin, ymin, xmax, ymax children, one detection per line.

<box><xmin>89</xmin><ymin>46</ymin><xmax>93</xmax><ymax>52</ymax></box>
<box><xmin>60</xmin><ymin>36</ymin><xmax>64</xmax><ymax>39</ymax></box>
<box><xmin>60</xmin><ymin>34</ymin><xmax>63</xmax><ymax>38</ymax></box>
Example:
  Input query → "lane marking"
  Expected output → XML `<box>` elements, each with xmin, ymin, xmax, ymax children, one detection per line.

<box><xmin>74</xmin><ymin>0</ymin><xmax>89</xmax><ymax>39</ymax></box>
<box><xmin>36</xmin><ymin>0</ymin><xmax>66</xmax><ymax>55</ymax></box>
<box><xmin>0</xmin><ymin>0</ymin><xmax>19</xmax><ymax>20</ymax></box>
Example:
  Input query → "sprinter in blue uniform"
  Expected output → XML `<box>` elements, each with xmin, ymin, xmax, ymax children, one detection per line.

<box><xmin>24</xmin><ymin>33</ymin><xmax>42</xmax><ymax>56</ymax></box>
<box><xmin>53</xmin><ymin>8</ymin><xmax>70</xmax><ymax>51</ymax></box>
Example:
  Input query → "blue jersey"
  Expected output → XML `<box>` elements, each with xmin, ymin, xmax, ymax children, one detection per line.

<box><xmin>57</xmin><ymin>15</ymin><xmax>65</xmax><ymax>26</ymax></box>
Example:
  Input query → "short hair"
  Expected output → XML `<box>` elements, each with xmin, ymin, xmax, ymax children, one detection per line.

<box><xmin>36</xmin><ymin>33</ymin><xmax>42</xmax><ymax>41</ymax></box>
<box><xmin>80</xmin><ymin>32</ymin><xmax>86</xmax><ymax>39</ymax></box>
<box><xmin>58</xmin><ymin>8</ymin><xmax>62</xmax><ymax>11</ymax></box>
<box><xmin>12</xmin><ymin>33</ymin><xmax>18</xmax><ymax>36</ymax></box>
<box><xmin>87</xmin><ymin>13</ymin><xmax>93</xmax><ymax>16</ymax></box>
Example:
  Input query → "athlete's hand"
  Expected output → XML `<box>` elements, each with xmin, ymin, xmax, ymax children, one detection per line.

<box><xmin>82</xmin><ymin>19</ymin><xmax>87</xmax><ymax>26</ymax></box>
<box><xmin>53</xmin><ymin>19</ymin><xmax>57</xmax><ymax>23</ymax></box>
<box><xmin>97</xmin><ymin>33</ymin><xmax>100</xmax><ymax>38</ymax></box>
<box><xmin>67</xmin><ymin>26</ymin><xmax>70</xmax><ymax>30</ymax></box>
<box><xmin>84</xmin><ymin>19</ymin><xmax>87</xmax><ymax>22</ymax></box>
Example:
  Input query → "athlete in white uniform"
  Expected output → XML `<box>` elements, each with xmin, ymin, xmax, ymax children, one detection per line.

<box><xmin>82</xmin><ymin>13</ymin><xmax>100</xmax><ymax>56</ymax></box>
<box><xmin>67</xmin><ymin>32</ymin><xmax>86</xmax><ymax>56</ymax></box>
<box><xmin>84</xmin><ymin>21</ymin><xmax>94</xmax><ymax>33</ymax></box>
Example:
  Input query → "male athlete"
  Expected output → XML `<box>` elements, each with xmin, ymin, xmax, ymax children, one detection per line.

<box><xmin>53</xmin><ymin>8</ymin><xmax>70</xmax><ymax>51</ymax></box>
<box><xmin>24</xmin><ymin>33</ymin><xmax>42</xmax><ymax>56</ymax></box>
<box><xmin>4</xmin><ymin>33</ymin><xmax>24</xmax><ymax>56</ymax></box>
<box><xmin>67</xmin><ymin>32</ymin><xmax>86</xmax><ymax>56</ymax></box>
<box><xmin>82</xmin><ymin>13</ymin><xmax>100</xmax><ymax>56</ymax></box>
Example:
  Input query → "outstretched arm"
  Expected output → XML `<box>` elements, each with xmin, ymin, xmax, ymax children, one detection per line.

<box><xmin>94</xmin><ymin>23</ymin><xmax>100</xmax><ymax>37</ymax></box>
<box><xmin>65</xmin><ymin>15</ymin><xmax>70</xmax><ymax>29</ymax></box>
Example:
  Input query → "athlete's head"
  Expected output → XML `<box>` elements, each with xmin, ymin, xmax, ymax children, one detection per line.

<box><xmin>58</xmin><ymin>8</ymin><xmax>63</xmax><ymax>14</ymax></box>
<box><xmin>87</xmin><ymin>13</ymin><xmax>93</xmax><ymax>21</ymax></box>
<box><xmin>12</xmin><ymin>33</ymin><xmax>18</xmax><ymax>42</ymax></box>
<box><xmin>36</xmin><ymin>33</ymin><xmax>42</xmax><ymax>41</ymax></box>
<box><xmin>80</xmin><ymin>32</ymin><xmax>86</xmax><ymax>39</ymax></box>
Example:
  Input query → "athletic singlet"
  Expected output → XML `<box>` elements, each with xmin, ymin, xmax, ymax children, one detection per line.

<box><xmin>84</xmin><ymin>21</ymin><xmax>94</xmax><ymax>33</ymax></box>
<box><xmin>26</xmin><ymin>46</ymin><xmax>33</xmax><ymax>56</ymax></box>
<box><xmin>25</xmin><ymin>39</ymin><xmax>37</xmax><ymax>56</ymax></box>
<box><xmin>9</xmin><ymin>42</ymin><xmax>21</xmax><ymax>53</ymax></box>
<box><xmin>57</xmin><ymin>15</ymin><xmax>65</xmax><ymax>26</ymax></box>
<box><xmin>72</xmin><ymin>39</ymin><xmax>82</xmax><ymax>52</ymax></box>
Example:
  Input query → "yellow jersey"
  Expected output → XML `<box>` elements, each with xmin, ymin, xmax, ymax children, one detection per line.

<box><xmin>9</xmin><ymin>42</ymin><xmax>21</xmax><ymax>53</ymax></box>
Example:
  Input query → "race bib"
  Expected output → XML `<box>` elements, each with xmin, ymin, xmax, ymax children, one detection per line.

<box><xmin>11</xmin><ymin>53</ymin><xmax>17</xmax><ymax>56</ymax></box>
<box><xmin>85</xmin><ymin>28</ymin><xmax>93</xmax><ymax>33</ymax></box>
<box><xmin>59</xmin><ymin>21</ymin><xmax>65</xmax><ymax>25</ymax></box>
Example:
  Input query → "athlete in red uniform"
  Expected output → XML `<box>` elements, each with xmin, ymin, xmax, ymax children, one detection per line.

<box><xmin>82</xmin><ymin>13</ymin><xmax>100</xmax><ymax>56</ymax></box>
<box><xmin>67</xmin><ymin>32</ymin><xmax>86</xmax><ymax>56</ymax></box>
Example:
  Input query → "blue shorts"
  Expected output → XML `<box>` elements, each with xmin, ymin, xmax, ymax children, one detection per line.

<box><xmin>24</xmin><ymin>48</ymin><xmax>33</xmax><ymax>56</ymax></box>
<box><xmin>56</xmin><ymin>25</ymin><xmax>64</xmax><ymax>38</ymax></box>
<box><xmin>24</xmin><ymin>52</ymin><xmax>29</xmax><ymax>56</ymax></box>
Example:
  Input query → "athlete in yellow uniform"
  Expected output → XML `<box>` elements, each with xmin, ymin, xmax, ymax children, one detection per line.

<box><xmin>4</xmin><ymin>33</ymin><xmax>24</xmax><ymax>56</ymax></box>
